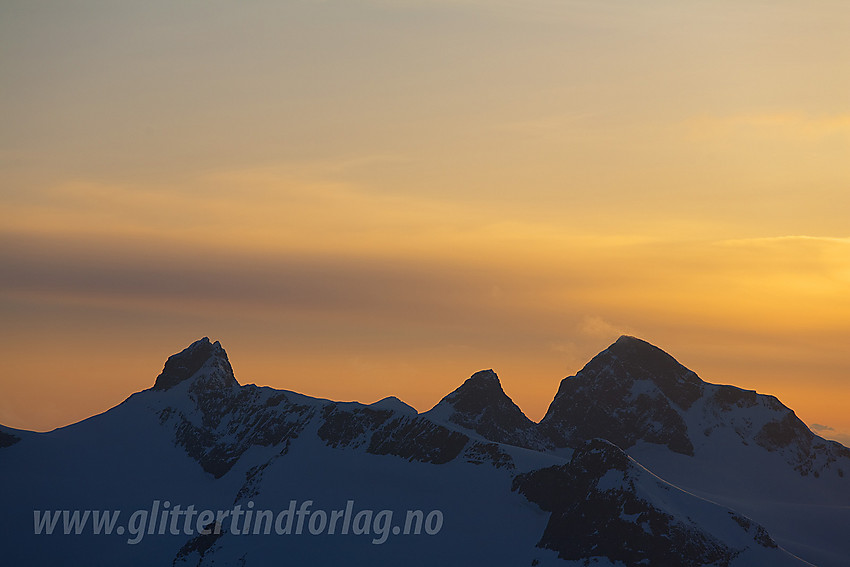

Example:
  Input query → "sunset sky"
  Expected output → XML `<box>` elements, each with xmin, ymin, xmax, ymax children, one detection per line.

<box><xmin>2</xmin><ymin>1</ymin><xmax>849</xmax><ymax>443</ymax></box>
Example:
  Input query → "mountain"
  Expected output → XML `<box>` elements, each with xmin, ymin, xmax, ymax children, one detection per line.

<box><xmin>513</xmin><ymin>438</ymin><xmax>795</xmax><ymax>567</ymax></box>
<box><xmin>537</xmin><ymin>335</ymin><xmax>850</xmax><ymax>567</ymax></box>
<box><xmin>2</xmin><ymin>339</ymin><xmax>548</xmax><ymax>566</ymax></box>
<box><xmin>424</xmin><ymin>369</ymin><xmax>549</xmax><ymax>450</ymax></box>
<box><xmin>539</xmin><ymin>336</ymin><xmax>849</xmax><ymax>477</ymax></box>
<box><xmin>539</xmin><ymin>335</ymin><xmax>701</xmax><ymax>455</ymax></box>
<box><xmin>0</xmin><ymin>336</ymin><xmax>842</xmax><ymax>566</ymax></box>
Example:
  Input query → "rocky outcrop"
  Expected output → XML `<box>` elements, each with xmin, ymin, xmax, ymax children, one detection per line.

<box><xmin>152</xmin><ymin>337</ymin><xmax>237</xmax><ymax>392</ymax></box>
<box><xmin>426</xmin><ymin>369</ymin><xmax>548</xmax><ymax>450</ymax></box>
<box><xmin>513</xmin><ymin>439</ymin><xmax>778</xmax><ymax>567</ymax></box>
<box><xmin>539</xmin><ymin>336</ymin><xmax>697</xmax><ymax>455</ymax></box>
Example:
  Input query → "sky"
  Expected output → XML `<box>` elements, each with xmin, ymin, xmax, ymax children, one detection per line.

<box><xmin>1</xmin><ymin>1</ymin><xmax>849</xmax><ymax>444</ymax></box>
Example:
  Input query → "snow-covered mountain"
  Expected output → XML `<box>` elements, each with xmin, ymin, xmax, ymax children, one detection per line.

<box><xmin>539</xmin><ymin>336</ymin><xmax>849</xmax><ymax>478</ymax></box>
<box><xmin>537</xmin><ymin>336</ymin><xmax>850</xmax><ymax>567</ymax></box>
<box><xmin>513</xmin><ymin>438</ymin><xmax>798</xmax><ymax>567</ymax></box>
<box><xmin>424</xmin><ymin>369</ymin><xmax>550</xmax><ymax>451</ymax></box>
<box><xmin>1</xmin><ymin>336</ymin><xmax>843</xmax><ymax>566</ymax></box>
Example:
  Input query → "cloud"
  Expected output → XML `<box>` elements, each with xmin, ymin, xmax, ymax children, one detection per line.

<box><xmin>685</xmin><ymin>113</ymin><xmax>850</xmax><ymax>142</ymax></box>
<box><xmin>578</xmin><ymin>316</ymin><xmax>630</xmax><ymax>339</ymax></box>
<box><xmin>0</xmin><ymin>228</ymin><xmax>611</xmax><ymax>343</ymax></box>
<box><xmin>719</xmin><ymin>235</ymin><xmax>850</xmax><ymax>247</ymax></box>
<box><xmin>0</xmin><ymin>232</ymin><xmax>485</xmax><ymax>322</ymax></box>
<box><xmin>810</xmin><ymin>423</ymin><xmax>834</xmax><ymax>432</ymax></box>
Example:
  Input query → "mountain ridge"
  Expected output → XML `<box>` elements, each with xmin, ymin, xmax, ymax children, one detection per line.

<box><xmin>1</xmin><ymin>335</ymin><xmax>846</xmax><ymax>566</ymax></box>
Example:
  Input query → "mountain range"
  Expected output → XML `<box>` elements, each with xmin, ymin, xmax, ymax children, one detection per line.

<box><xmin>2</xmin><ymin>335</ymin><xmax>848</xmax><ymax>566</ymax></box>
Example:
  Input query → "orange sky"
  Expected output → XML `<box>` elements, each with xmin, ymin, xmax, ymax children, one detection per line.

<box><xmin>1</xmin><ymin>1</ymin><xmax>849</xmax><ymax>445</ymax></box>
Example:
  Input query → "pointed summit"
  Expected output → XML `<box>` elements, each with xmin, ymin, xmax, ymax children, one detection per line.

<box><xmin>598</xmin><ymin>336</ymin><xmax>704</xmax><ymax>400</ymax></box>
<box><xmin>539</xmin><ymin>336</ymin><xmax>698</xmax><ymax>455</ymax></box>
<box><xmin>426</xmin><ymin>370</ymin><xmax>544</xmax><ymax>450</ymax></box>
<box><xmin>444</xmin><ymin>370</ymin><xmax>507</xmax><ymax>415</ymax></box>
<box><xmin>151</xmin><ymin>337</ymin><xmax>237</xmax><ymax>391</ymax></box>
<box><xmin>568</xmin><ymin>335</ymin><xmax>704</xmax><ymax>410</ymax></box>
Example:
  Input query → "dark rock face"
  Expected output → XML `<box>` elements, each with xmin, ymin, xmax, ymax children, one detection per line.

<box><xmin>757</xmin><ymin>412</ymin><xmax>811</xmax><ymax>451</ymax></box>
<box><xmin>152</xmin><ymin>339</ymin><xmax>319</xmax><ymax>478</ymax></box>
<box><xmin>755</xmin><ymin>411</ymin><xmax>850</xmax><ymax>477</ymax></box>
<box><xmin>0</xmin><ymin>430</ymin><xmax>21</xmax><ymax>448</ymax></box>
<box><xmin>711</xmin><ymin>385</ymin><xmax>762</xmax><ymax>410</ymax></box>
<box><xmin>513</xmin><ymin>439</ymin><xmax>740</xmax><ymax>567</ymax></box>
<box><xmin>600</xmin><ymin>336</ymin><xmax>704</xmax><ymax>410</ymax></box>
<box><xmin>160</xmin><ymin>387</ymin><xmax>315</xmax><ymax>478</ymax></box>
<box><xmin>318</xmin><ymin>405</ymin><xmax>472</xmax><ymax>465</ymax></box>
<box><xmin>151</xmin><ymin>339</ymin><xmax>483</xmax><ymax>477</ymax></box>
<box><xmin>539</xmin><ymin>336</ymin><xmax>696</xmax><ymax>455</ymax></box>
<box><xmin>173</xmin><ymin>521</ymin><xmax>225</xmax><ymax>566</ymax></box>
<box><xmin>431</xmin><ymin>369</ymin><xmax>547</xmax><ymax>450</ymax></box>
<box><xmin>463</xmin><ymin>441</ymin><xmax>515</xmax><ymax>470</ymax></box>
<box><xmin>226</xmin><ymin>405</ymin><xmax>484</xmax><ymax>507</ymax></box>
<box><xmin>235</xmin><ymin>460</ymin><xmax>276</xmax><ymax>502</ymax></box>
<box><xmin>317</xmin><ymin>405</ymin><xmax>394</xmax><ymax>449</ymax></box>
<box><xmin>368</xmin><ymin>418</ymin><xmax>470</xmax><ymax>464</ymax></box>
<box><xmin>152</xmin><ymin>338</ymin><xmax>237</xmax><ymax>391</ymax></box>
<box><xmin>729</xmin><ymin>513</ymin><xmax>777</xmax><ymax>549</ymax></box>
<box><xmin>166</xmin><ymin>392</ymin><xmax>476</xmax><ymax>477</ymax></box>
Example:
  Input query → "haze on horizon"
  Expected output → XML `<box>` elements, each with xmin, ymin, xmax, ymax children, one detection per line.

<box><xmin>1</xmin><ymin>1</ymin><xmax>849</xmax><ymax>445</ymax></box>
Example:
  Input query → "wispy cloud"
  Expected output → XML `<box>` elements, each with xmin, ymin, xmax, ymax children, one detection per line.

<box><xmin>577</xmin><ymin>316</ymin><xmax>632</xmax><ymax>340</ymax></box>
<box><xmin>685</xmin><ymin>112</ymin><xmax>850</xmax><ymax>141</ymax></box>
<box><xmin>718</xmin><ymin>235</ymin><xmax>850</xmax><ymax>247</ymax></box>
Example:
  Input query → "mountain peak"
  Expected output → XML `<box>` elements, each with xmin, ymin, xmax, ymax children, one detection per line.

<box><xmin>442</xmin><ymin>369</ymin><xmax>508</xmax><ymax>415</ymax></box>
<box><xmin>586</xmin><ymin>335</ymin><xmax>705</xmax><ymax>397</ymax></box>
<box><xmin>151</xmin><ymin>337</ymin><xmax>237</xmax><ymax>391</ymax></box>
<box><xmin>604</xmin><ymin>336</ymin><xmax>699</xmax><ymax>378</ymax></box>
<box><xmin>614</xmin><ymin>334</ymin><xmax>645</xmax><ymax>345</ymax></box>
<box><xmin>540</xmin><ymin>336</ymin><xmax>702</xmax><ymax>455</ymax></box>
<box><xmin>368</xmin><ymin>396</ymin><xmax>417</xmax><ymax>415</ymax></box>
<box><xmin>426</xmin><ymin>369</ymin><xmax>544</xmax><ymax>449</ymax></box>
<box><xmin>465</xmin><ymin>368</ymin><xmax>500</xmax><ymax>386</ymax></box>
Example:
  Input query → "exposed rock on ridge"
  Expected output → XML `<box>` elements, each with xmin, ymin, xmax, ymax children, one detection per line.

<box><xmin>152</xmin><ymin>337</ymin><xmax>237</xmax><ymax>392</ymax></box>
<box><xmin>427</xmin><ymin>369</ymin><xmax>546</xmax><ymax>450</ymax></box>
<box><xmin>513</xmin><ymin>438</ymin><xmax>778</xmax><ymax>567</ymax></box>
<box><xmin>539</xmin><ymin>336</ymin><xmax>697</xmax><ymax>455</ymax></box>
